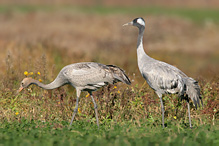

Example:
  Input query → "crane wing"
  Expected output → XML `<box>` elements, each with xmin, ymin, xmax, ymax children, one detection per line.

<box><xmin>61</xmin><ymin>62</ymin><xmax>113</xmax><ymax>87</ymax></box>
<box><xmin>142</xmin><ymin>61</ymin><xmax>187</xmax><ymax>94</ymax></box>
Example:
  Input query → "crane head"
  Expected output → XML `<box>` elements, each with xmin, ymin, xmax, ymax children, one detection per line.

<box><xmin>123</xmin><ymin>17</ymin><xmax>145</xmax><ymax>28</ymax></box>
<box><xmin>17</xmin><ymin>77</ymin><xmax>33</xmax><ymax>92</ymax></box>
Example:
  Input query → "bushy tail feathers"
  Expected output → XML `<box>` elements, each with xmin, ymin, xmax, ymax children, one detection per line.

<box><xmin>186</xmin><ymin>77</ymin><xmax>203</xmax><ymax>109</ymax></box>
<box><xmin>107</xmin><ymin>65</ymin><xmax>131</xmax><ymax>85</ymax></box>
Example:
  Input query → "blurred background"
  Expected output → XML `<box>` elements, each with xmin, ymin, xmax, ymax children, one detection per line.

<box><xmin>0</xmin><ymin>0</ymin><xmax>219</xmax><ymax>88</ymax></box>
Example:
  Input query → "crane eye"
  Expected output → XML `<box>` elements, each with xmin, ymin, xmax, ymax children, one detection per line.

<box><xmin>21</xmin><ymin>82</ymin><xmax>24</xmax><ymax>86</ymax></box>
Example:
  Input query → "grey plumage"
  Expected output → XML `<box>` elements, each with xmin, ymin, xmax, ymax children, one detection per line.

<box><xmin>123</xmin><ymin>17</ymin><xmax>202</xmax><ymax>128</ymax></box>
<box><xmin>18</xmin><ymin>62</ymin><xmax>131</xmax><ymax>129</ymax></box>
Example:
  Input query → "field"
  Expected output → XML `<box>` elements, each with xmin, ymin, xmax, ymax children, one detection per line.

<box><xmin>0</xmin><ymin>4</ymin><xmax>219</xmax><ymax>145</ymax></box>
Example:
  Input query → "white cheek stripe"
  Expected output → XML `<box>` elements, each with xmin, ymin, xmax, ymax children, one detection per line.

<box><xmin>137</xmin><ymin>18</ymin><xmax>145</xmax><ymax>26</ymax></box>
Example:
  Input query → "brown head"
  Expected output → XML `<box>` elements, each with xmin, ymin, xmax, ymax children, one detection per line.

<box><xmin>18</xmin><ymin>77</ymin><xmax>34</xmax><ymax>92</ymax></box>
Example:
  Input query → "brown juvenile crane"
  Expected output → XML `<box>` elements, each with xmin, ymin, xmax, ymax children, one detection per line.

<box><xmin>123</xmin><ymin>17</ymin><xmax>202</xmax><ymax>128</ymax></box>
<box><xmin>18</xmin><ymin>62</ymin><xmax>131</xmax><ymax>129</ymax></box>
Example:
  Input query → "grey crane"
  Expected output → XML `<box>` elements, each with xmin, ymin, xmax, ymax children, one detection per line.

<box><xmin>18</xmin><ymin>62</ymin><xmax>131</xmax><ymax>129</ymax></box>
<box><xmin>123</xmin><ymin>17</ymin><xmax>202</xmax><ymax>128</ymax></box>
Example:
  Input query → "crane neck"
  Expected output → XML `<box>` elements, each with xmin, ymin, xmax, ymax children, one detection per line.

<box><xmin>137</xmin><ymin>26</ymin><xmax>150</xmax><ymax>59</ymax></box>
<box><xmin>137</xmin><ymin>27</ymin><xmax>145</xmax><ymax>47</ymax></box>
<box><xmin>28</xmin><ymin>77</ymin><xmax>67</xmax><ymax>90</ymax></box>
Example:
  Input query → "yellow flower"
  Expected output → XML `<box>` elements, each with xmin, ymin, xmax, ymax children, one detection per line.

<box><xmin>114</xmin><ymin>86</ymin><xmax>117</xmax><ymax>89</ymax></box>
<box><xmin>117</xmin><ymin>90</ymin><xmax>121</xmax><ymax>94</ymax></box>
<box><xmin>15</xmin><ymin>112</ymin><xmax>19</xmax><ymax>115</ymax></box>
<box><xmin>29</xmin><ymin>72</ymin><xmax>33</xmax><ymax>75</ymax></box>
<box><xmin>37</xmin><ymin>72</ymin><xmax>41</xmax><ymax>75</ymax></box>
<box><xmin>58</xmin><ymin>102</ymin><xmax>60</xmax><ymax>104</ymax></box>
<box><xmin>173</xmin><ymin>116</ymin><xmax>177</xmax><ymax>119</ymax></box>
<box><xmin>78</xmin><ymin>108</ymin><xmax>81</xmax><ymax>114</ymax></box>
<box><xmin>86</xmin><ymin>93</ymin><xmax>90</xmax><ymax>98</ymax></box>
<box><xmin>24</xmin><ymin>71</ymin><xmax>28</xmax><ymax>76</ymax></box>
<box><xmin>39</xmin><ymin>79</ymin><xmax>42</xmax><ymax>82</ymax></box>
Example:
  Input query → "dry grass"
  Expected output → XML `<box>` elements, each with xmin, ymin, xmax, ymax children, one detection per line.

<box><xmin>0</xmin><ymin>11</ymin><xmax>218</xmax><ymax>79</ymax></box>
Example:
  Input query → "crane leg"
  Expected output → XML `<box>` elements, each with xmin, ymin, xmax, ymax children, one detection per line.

<box><xmin>157</xmin><ymin>93</ymin><xmax>165</xmax><ymax>128</ymax></box>
<box><xmin>90</xmin><ymin>92</ymin><xmax>99</xmax><ymax>129</ymax></box>
<box><xmin>187</xmin><ymin>101</ymin><xmax>192</xmax><ymax>128</ymax></box>
<box><xmin>69</xmin><ymin>89</ymin><xmax>81</xmax><ymax>129</ymax></box>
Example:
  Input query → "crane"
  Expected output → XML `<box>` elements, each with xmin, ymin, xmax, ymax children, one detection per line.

<box><xmin>18</xmin><ymin>62</ymin><xmax>131</xmax><ymax>129</ymax></box>
<box><xmin>123</xmin><ymin>17</ymin><xmax>202</xmax><ymax>128</ymax></box>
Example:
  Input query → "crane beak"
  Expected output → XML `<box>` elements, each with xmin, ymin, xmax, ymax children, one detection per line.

<box><xmin>123</xmin><ymin>22</ymin><xmax>133</xmax><ymax>26</ymax></box>
<box><xmin>17</xmin><ymin>86</ymin><xmax>24</xmax><ymax>93</ymax></box>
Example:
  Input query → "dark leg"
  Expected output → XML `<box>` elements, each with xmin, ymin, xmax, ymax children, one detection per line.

<box><xmin>90</xmin><ymin>92</ymin><xmax>99</xmax><ymax>129</ymax></box>
<box><xmin>69</xmin><ymin>89</ymin><xmax>81</xmax><ymax>129</ymax></box>
<box><xmin>187</xmin><ymin>101</ymin><xmax>192</xmax><ymax>128</ymax></box>
<box><xmin>157</xmin><ymin>93</ymin><xmax>165</xmax><ymax>128</ymax></box>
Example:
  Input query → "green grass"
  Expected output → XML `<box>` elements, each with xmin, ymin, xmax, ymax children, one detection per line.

<box><xmin>79</xmin><ymin>6</ymin><xmax>219</xmax><ymax>23</ymax></box>
<box><xmin>0</xmin><ymin>119</ymin><xmax>218</xmax><ymax>146</ymax></box>
<box><xmin>0</xmin><ymin>5</ymin><xmax>219</xmax><ymax>23</ymax></box>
